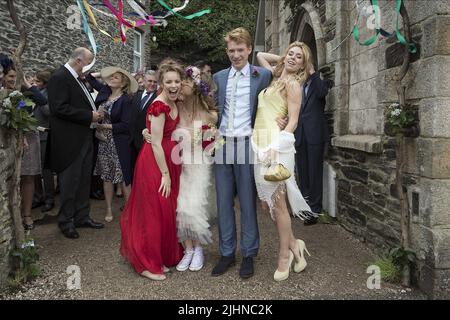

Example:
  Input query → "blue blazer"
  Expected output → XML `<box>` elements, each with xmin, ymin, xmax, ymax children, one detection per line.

<box><xmin>295</xmin><ymin>72</ymin><xmax>332</xmax><ymax>146</ymax></box>
<box><xmin>86</xmin><ymin>75</ymin><xmax>133</xmax><ymax>185</ymax></box>
<box><xmin>213</xmin><ymin>65</ymin><xmax>272</xmax><ymax>130</ymax></box>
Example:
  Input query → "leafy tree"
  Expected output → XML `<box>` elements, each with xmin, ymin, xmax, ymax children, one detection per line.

<box><xmin>150</xmin><ymin>0</ymin><xmax>259</xmax><ymax>70</ymax></box>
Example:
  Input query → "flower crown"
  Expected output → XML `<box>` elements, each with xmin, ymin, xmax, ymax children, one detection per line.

<box><xmin>185</xmin><ymin>66</ymin><xmax>210</xmax><ymax>97</ymax></box>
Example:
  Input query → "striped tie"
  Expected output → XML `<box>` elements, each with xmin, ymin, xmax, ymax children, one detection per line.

<box><xmin>228</xmin><ymin>70</ymin><xmax>242</xmax><ymax>131</ymax></box>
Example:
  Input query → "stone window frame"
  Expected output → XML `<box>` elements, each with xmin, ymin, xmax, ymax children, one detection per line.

<box><xmin>133</xmin><ymin>30</ymin><xmax>144</xmax><ymax>73</ymax></box>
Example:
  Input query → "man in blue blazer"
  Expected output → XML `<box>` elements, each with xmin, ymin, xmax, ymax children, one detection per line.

<box><xmin>294</xmin><ymin>65</ymin><xmax>333</xmax><ymax>225</ymax></box>
<box><xmin>212</xmin><ymin>28</ymin><xmax>272</xmax><ymax>279</ymax></box>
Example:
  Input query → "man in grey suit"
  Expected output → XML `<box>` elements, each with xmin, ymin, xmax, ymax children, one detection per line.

<box><xmin>211</xmin><ymin>28</ymin><xmax>272</xmax><ymax>279</ymax></box>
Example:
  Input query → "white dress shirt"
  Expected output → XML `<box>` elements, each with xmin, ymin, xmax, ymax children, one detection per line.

<box><xmin>219</xmin><ymin>63</ymin><xmax>252</xmax><ymax>137</ymax></box>
<box><xmin>64</xmin><ymin>63</ymin><xmax>97</xmax><ymax>112</ymax></box>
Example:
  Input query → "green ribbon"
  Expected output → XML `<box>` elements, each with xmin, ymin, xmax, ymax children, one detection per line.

<box><xmin>157</xmin><ymin>0</ymin><xmax>211</xmax><ymax>20</ymax></box>
<box><xmin>352</xmin><ymin>0</ymin><xmax>417</xmax><ymax>53</ymax></box>
<box><xmin>395</xmin><ymin>0</ymin><xmax>417</xmax><ymax>53</ymax></box>
<box><xmin>352</xmin><ymin>0</ymin><xmax>380</xmax><ymax>46</ymax></box>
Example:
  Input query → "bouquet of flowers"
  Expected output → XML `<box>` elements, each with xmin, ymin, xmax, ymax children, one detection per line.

<box><xmin>0</xmin><ymin>90</ymin><xmax>37</xmax><ymax>132</ymax></box>
<box><xmin>193</xmin><ymin>123</ymin><xmax>225</xmax><ymax>154</ymax></box>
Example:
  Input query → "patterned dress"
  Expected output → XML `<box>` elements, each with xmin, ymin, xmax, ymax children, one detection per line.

<box><xmin>94</xmin><ymin>96</ymin><xmax>123</xmax><ymax>183</ymax></box>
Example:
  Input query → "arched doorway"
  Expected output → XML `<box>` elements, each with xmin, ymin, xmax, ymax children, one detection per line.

<box><xmin>290</xmin><ymin>3</ymin><xmax>326</xmax><ymax>70</ymax></box>
<box><xmin>290</xmin><ymin>4</ymin><xmax>336</xmax><ymax>218</ymax></box>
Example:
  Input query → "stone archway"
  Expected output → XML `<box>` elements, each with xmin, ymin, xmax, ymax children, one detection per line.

<box><xmin>290</xmin><ymin>1</ymin><xmax>326</xmax><ymax>69</ymax></box>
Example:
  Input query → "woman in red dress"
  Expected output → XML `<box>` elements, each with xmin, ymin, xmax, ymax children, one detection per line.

<box><xmin>120</xmin><ymin>60</ymin><xmax>184</xmax><ymax>281</ymax></box>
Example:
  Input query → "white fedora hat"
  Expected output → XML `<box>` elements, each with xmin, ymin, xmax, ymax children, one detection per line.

<box><xmin>101</xmin><ymin>66</ymin><xmax>139</xmax><ymax>94</ymax></box>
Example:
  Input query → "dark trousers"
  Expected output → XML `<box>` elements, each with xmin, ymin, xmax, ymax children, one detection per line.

<box><xmin>90</xmin><ymin>135</ymin><xmax>103</xmax><ymax>194</ymax></box>
<box><xmin>130</xmin><ymin>142</ymin><xmax>141</xmax><ymax>181</ymax></box>
<box><xmin>296</xmin><ymin>135</ymin><xmax>325</xmax><ymax>214</ymax></box>
<box><xmin>58</xmin><ymin>136</ymin><xmax>93</xmax><ymax>230</ymax></box>
<box><xmin>36</xmin><ymin>139</ymin><xmax>55</xmax><ymax>204</ymax></box>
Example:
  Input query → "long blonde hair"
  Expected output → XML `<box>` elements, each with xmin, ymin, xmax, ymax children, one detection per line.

<box><xmin>271</xmin><ymin>41</ymin><xmax>313</xmax><ymax>96</ymax></box>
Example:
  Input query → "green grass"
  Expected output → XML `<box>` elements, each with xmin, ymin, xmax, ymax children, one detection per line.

<box><xmin>370</xmin><ymin>257</ymin><xmax>401</xmax><ymax>283</ymax></box>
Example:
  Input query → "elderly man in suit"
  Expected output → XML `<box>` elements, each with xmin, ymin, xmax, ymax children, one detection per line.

<box><xmin>47</xmin><ymin>47</ymin><xmax>105</xmax><ymax>239</ymax></box>
<box><xmin>129</xmin><ymin>70</ymin><xmax>158</xmax><ymax>175</ymax></box>
<box><xmin>211</xmin><ymin>28</ymin><xmax>272</xmax><ymax>279</ymax></box>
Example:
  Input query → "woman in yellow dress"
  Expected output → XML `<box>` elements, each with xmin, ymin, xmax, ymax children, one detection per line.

<box><xmin>252</xmin><ymin>42</ymin><xmax>314</xmax><ymax>281</ymax></box>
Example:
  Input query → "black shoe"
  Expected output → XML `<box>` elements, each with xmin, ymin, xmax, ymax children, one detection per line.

<box><xmin>23</xmin><ymin>222</ymin><xmax>35</xmax><ymax>231</ymax></box>
<box><xmin>211</xmin><ymin>256</ymin><xmax>235</xmax><ymax>277</ymax></box>
<box><xmin>74</xmin><ymin>219</ymin><xmax>104</xmax><ymax>229</ymax></box>
<box><xmin>32</xmin><ymin>200</ymin><xmax>44</xmax><ymax>209</ymax></box>
<box><xmin>304</xmin><ymin>216</ymin><xmax>318</xmax><ymax>226</ymax></box>
<box><xmin>61</xmin><ymin>226</ymin><xmax>79</xmax><ymax>239</ymax></box>
<box><xmin>41</xmin><ymin>202</ymin><xmax>54</xmax><ymax>213</ymax></box>
<box><xmin>90</xmin><ymin>190</ymin><xmax>105</xmax><ymax>200</ymax></box>
<box><xmin>239</xmin><ymin>257</ymin><xmax>254</xmax><ymax>279</ymax></box>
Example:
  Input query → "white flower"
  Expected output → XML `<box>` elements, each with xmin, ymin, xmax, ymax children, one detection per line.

<box><xmin>391</xmin><ymin>109</ymin><xmax>401</xmax><ymax>117</ymax></box>
<box><xmin>3</xmin><ymin>97</ymin><xmax>12</xmax><ymax>108</ymax></box>
<box><xmin>9</xmin><ymin>90</ymin><xmax>22</xmax><ymax>98</ymax></box>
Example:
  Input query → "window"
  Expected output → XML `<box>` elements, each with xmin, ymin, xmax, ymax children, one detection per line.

<box><xmin>133</xmin><ymin>30</ymin><xmax>143</xmax><ymax>73</ymax></box>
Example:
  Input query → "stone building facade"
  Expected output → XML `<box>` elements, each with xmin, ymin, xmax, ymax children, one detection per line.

<box><xmin>0</xmin><ymin>0</ymin><xmax>152</xmax><ymax>289</ymax></box>
<box><xmin>256</xmin><ymin>0</ymin><xmax>450</xmax><ymax>297</ymax></box>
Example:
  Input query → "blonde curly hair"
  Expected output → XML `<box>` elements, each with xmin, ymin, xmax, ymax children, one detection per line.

<box><xmin>271</xmin><ymin>41</ymin><xmax>313</xmax><ymax>97</ymax></box>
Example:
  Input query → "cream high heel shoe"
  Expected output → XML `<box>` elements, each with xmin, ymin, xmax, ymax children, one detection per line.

<box><xmin>105</xmin><ymin>207</ymin><xmax>113</xmax><ymax>223</ymax></box>
<box><xmin>274</xmin><ymin>251</ymin><xmax>294</xmax><ymax>282</ymax></box>
<box><xmin>293</xmin><ymin>239</ymin><xmax>311</xmax><ymax>273</ymax></box>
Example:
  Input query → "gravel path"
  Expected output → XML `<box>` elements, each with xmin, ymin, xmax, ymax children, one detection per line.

<box><xmin>1</xmin><ymin>197</ymin><xmax>426</xmax><ymax>300</ymax></box>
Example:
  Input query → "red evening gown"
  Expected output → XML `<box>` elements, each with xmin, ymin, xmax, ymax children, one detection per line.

<box><xmin>120</xmin><ymin>101</ymin><xmax>183</xmax><ymax>275</ymax></box>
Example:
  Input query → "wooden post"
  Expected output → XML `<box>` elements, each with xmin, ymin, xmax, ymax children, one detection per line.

<box><xmin>6</xmin><ymin>0</ymin><xmax>28</xmax><ymax>89</ymax></box>
<box><xmin>394</xmin><ymin>2</ymin><xmax>413</xmax><ymax>287</ymax></box>
<box><xmin>6</xmin><ymin>0</ymin><xmax>28</xmax><ymax>245</ymax></box>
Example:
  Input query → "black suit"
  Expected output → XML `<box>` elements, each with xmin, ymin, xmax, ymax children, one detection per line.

<box><xmin>129</xmin><ymin>89</ymin><xmax>157</xmax><ymax>174</ymax></box>
<box><xmin>294</xmin><ymin>72</ymin><xmax>332</xmax><ymax>214</ymax></box>
<box><xmin>47</xmin><ymin>66</ymin><xmax>95</xmax><ymax>230</ymax></box>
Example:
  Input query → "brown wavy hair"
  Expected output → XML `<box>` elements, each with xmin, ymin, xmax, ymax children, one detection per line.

<box><xmin>157</xmin><ymin>58</ymin><xmax>185</xmax><ymax>84</ymax></box>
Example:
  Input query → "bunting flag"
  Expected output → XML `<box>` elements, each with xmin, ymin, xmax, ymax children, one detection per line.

<box><xmin>156</xmin><ymin>0</ymin><xmax>211</xmax><ymax>20</ymax></box>
<box><xmin>76</xmin><ymin>0</ymin><xmax>97</xmax><ymax>71</ymax></box>
<box><xmin>74</xmin><ymin>0</ymin><xmax>212</xmax><ymax>60</ymax></box>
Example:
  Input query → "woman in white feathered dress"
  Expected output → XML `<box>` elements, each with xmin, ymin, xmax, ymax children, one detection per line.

<box><xmin>144</xmin><ymin>66</ymin><xmax>217</xmax><ymax>272</ymax></box>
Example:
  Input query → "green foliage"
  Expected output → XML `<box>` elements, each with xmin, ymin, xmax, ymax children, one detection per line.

<box><xmin>371</xmin><ymin>256</ymin><xmax>401</xmax><ymax>283</ymax></box>
<box><xmin>150</xmin><ymin>0</ymin><xmax>259</xmax><ymax>68</ymax></box>
<box><xmin>385</xmin><ymin>103</ymin><xmax>415</xmax><ymax>135</ymax></box>
<box><xmin>389</xmin><ymin>246</ymin><xmax>416</xmax><ymax>269</ymax></box>
<box><xmin>370</xmin><ymin>247</ymin><xmax>416</xmax><ymax>284</ymax></box>
<box><xmin>0</xmin><ymin>90</ymin><xmax>38</xmax><ymax>133</ymax></box>
<box><xmin>8</xmin><ymin>237</ymin><xmax>41</xmax><ymax>291</ymax></box>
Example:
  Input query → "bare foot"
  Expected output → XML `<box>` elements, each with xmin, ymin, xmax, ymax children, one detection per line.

<box><xmin>141</xmin><ymin>270</ymin><xmax>166</xmax><ymax>281</ymax></box>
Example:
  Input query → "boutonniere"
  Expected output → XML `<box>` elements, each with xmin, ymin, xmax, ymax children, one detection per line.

<box><xmin>251</xmin><ymin>67</ymin><xmax>260</xmax><ymax>78</ymax></box>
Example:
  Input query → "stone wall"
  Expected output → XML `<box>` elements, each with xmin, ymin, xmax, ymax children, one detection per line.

<box><xmin>0</xmin><ymin>0</ymin><xmax>150</xmax><ymax>289</ymax></box>
<box><xmin>0</xmin><ymin>130</ymin><xmax>18</xmax><ymax>289</ymax></box>
<box><xmin>262</xmin><ymin>0</ymin><xmax>450</xmax><ymax>297</ymax></box>
<box><xmin>0</xmin><ymin>0</ymin><xmax>145</xmax><ymax>75</ymax></box>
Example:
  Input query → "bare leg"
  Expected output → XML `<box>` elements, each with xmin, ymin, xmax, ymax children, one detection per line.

<box><xmin>103</xmin><ymin>181</ymin><xmax>114</xmax><ymax>221</ymax></box>
<box><xmin>273</xmin><ymin>190</ymin><xmax>295</xmax><ymax>272</ymax></box>
<box><xmin>122</xmin><ymin>182</ymin><xmax>131</xmax><ymax>202</ymax></box>
<box><xmin>184</xmin><ymin>239</ymin><xmax>194</xmax><ymax>251</ymax></box>
<box><xmin>21</xmin><ymin>175</ymin><xmax>35</xmax><ymax>226</ymax></box>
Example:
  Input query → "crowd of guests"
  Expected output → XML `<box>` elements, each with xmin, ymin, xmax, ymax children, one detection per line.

<box><xmin>0</xmin><ymin>26</ymin><xmax>333</xmax><ymax>282</ymax></box>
